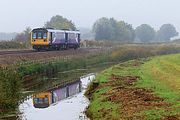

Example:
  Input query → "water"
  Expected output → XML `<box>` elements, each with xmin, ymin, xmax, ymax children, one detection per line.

<box><xmin>18</xmin><ymin>74</ymin><xmax>95</xmax><ymax>120</ymax></box>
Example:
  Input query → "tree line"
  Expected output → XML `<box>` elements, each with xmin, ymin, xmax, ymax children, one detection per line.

<box><xmin>14</xmin><ymin>15</ymin><xmax>179</xmax><ymax>45</ymax></box>
<box><xmin>93</xmin><ymin>17</ymin><xmax>178</xmax><ymax>43</ymax></box>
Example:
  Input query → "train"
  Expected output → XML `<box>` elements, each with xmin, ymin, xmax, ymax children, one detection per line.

<box><xmin>33</xmin><ymin>80</ymin><xmax>82</xmax><ymax>108</ymax></box>
<box><xmin>31</xmin><ymin>28</ymin><xmax>81</xmax><ymax>51</ymax></box>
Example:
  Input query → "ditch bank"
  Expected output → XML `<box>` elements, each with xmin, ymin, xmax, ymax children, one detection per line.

<box><xmin>1</xmin><ymin>44</ymin><xmax>180</xmax><ymax>117</ymax></box>
<box><xmin>0</xmin><ymin>49</ymin><xmax>113</xmax><ymax>117</ymax></box>
<box><xmin>85</xmin><ymin>54</ymin><xmax>180</xmax><ymax>120</ymax></box>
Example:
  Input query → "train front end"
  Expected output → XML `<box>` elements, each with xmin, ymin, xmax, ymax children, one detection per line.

<box><xmin>33</xmin><ymin>92</ymin><xmax>52</xmax><ymax>108</ymax></box>
<box><xmin>31</xmin><ymin>28</ymin><xmax>49</xmax><ymax>50</ymax></box>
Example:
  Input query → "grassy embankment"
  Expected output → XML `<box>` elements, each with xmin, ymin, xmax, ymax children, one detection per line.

<box><xmin>86</xmin><ymin>53</ymin><xmax>180</xmax><ymax>120</ymax></box>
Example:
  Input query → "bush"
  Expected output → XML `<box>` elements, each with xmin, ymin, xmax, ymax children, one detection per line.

<box><xmin>0</xmin><ymin>40</ymin><xmax>27</xmax><ymax>49</ymax></box>
<box><xmin>0</xmin><ymin>67</ymin><xmax>22</xmax><ymax>112</ymax></box>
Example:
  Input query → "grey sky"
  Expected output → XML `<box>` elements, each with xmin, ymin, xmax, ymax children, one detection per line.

<box><xmin>0</xmin><ymin>0</ymin><xmax>180</xmax><ymax>33</ymax></box>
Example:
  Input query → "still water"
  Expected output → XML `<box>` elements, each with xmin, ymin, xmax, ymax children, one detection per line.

<box><xmin>18</xmin><ymin>74</ymin><xmax>95</xmax><ymax>120</ymax></box>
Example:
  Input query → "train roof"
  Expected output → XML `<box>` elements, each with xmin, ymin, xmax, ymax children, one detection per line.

<box><xmin>32</xmin><ymin>28</ymin><xmax>80</xmax><ymax>34</ymax></box>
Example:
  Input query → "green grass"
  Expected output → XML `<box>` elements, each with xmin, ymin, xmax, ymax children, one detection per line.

<box><xmin>86</xmin><ymin>76</ymin><xmax>120</xmax><ymax>120</ymax></box>
<box><xmin>136</xmin><ymin>54</ymin><xmax>180</xmax><ymax>102</ymax></box>
<box><xmin>86</xmin><ymin>53</ymin><xmax>180</xmax><ymax>120</ymax></box>
<box><xmin>86</xmin><ymin>60</ymin><xmax>142</xmax><ymax>120</ymax></box>
<box><xmin>134</xmin><ymin>54</ymin><xmax>180</xmax><ymax>119</ymax></box>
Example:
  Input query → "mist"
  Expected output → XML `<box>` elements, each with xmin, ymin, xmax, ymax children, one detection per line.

<box><xmin>0</xmin><ymin>0</ymin><xmax>180</xmax><ymax>33</ymax></box>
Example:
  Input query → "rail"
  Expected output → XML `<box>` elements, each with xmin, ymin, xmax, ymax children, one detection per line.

<box><xmin>0</xmin><ymin>50</ymin><xmax>35</xmax><ymax>55</ymax></box>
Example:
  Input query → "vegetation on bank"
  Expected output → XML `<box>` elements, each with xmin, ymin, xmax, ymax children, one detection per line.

<box><xmin>0</xmin><ymin>68</ymin><xmax>21</xmax><ymax>113</ymax></box>
<box><xmin>0</xmin><ymin>44</ymin><xmax>180</xmax><ymax>116</ymax></box>
<box><xmin>86</xmin><ymin>54</ymin><xmax>180</xmax><ymax>120</ymax></box>
<box><xmin>0</xmin><ymin>50</ymin><xmax>111</xmax><ymax>115</ymax></box>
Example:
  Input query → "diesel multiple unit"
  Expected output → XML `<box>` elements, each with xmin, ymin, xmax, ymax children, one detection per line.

<box><xmin>33</xmin><ymin>80</ymin><xmax>81</xmax><ymax>108</ymax></box>
<box><xmin>31</xmin><ymin>28</ymin><xmax>80</xmax><ymax>50</ymax></box>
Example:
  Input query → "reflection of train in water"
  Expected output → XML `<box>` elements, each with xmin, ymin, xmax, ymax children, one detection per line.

<box><xmin>31</xmin><ymin>28</ymin><xmax>80</xmax><ymax>51</ymax></box>
<box><xmin>33</xmin><ymin>80</ymin><xmax>82</xmax><ymax>108</ymax></box>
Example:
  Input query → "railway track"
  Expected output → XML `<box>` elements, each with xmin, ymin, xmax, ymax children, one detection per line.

<box><xmin>0</xmin><ymin>48</ymin><xmax>101</xmax><ymax>56</ymax></box>
<box><xmin>0</xmin><ymin>48</ymin><xmax>103</xmax><ymax>65</ymax></box>
<box><xmin>0</xmin><ymin>49</ymin><xmax>82</xmax><ymax>56</ymax></box>
<box><xmin>0</xmin><ymin>50</ymin><xmax>35</xmax><ymax>55</ymax></box>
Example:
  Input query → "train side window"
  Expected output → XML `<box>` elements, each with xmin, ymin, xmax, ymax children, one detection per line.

<box><xmin>56</xmin><ymin>32</ymin><xmax>65</xmax><ymax>39</ymax></box>
<box><xmin>68</xmin><ymin>33</ymin><xmax>76</xmax><ymax>40</ymax></box>
<box><xmin>52</xmin><ymin>32</ymin><xmax>56</xmax><ymax>39</ymax></box>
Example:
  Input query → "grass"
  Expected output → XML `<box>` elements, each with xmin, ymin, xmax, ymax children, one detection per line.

<box><xmin>86</xmin><ymin>53</ymin><xmax>180</xmax><ymax>120</ymax></box>
<box><xmin>86</xmin><ymin>77</ymin><xmax>120</xmax><ymax>120</ymax></box>
<box><xmin>135</xmin><ymin>54</ymin><xmax>180</xmax><ymax>119</ymax></box>
<box><xmin>136</xmin><ymin>54</ymin><xmax>180</xmax><ymax>102</ymax></box>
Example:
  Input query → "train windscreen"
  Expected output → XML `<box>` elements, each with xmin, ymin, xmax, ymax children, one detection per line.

<box><xmin>33</xmin><ymin>97</ymin><xmax>49</xmax><ymax>108</ymax></box>
<box><xmin>32</xmin><ymin>29</ymin><xmax>48</xmax><ymax>39</ymax></box>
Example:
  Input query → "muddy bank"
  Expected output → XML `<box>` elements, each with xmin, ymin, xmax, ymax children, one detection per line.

<box><xmin>85</xmin><ymin>59</ymin><xmax>180</xmax><ymax>120</ymax></box>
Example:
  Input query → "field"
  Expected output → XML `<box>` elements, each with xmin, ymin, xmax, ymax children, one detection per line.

<box><xmin>86</xmin><ymin>53</ymin><xmax>180</xmax><ymax>120</ymax></box>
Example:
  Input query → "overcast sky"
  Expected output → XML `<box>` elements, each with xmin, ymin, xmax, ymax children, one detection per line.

<box><xmin>0</xmin><ymin>0</ymin><xmax>180</xmax><ymax>33</ymax></box>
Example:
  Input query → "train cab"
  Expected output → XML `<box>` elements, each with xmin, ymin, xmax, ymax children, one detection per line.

<box><xmin>33</xmin><ymin>92</ymin><xmax>52</xmax><ymax>108</ymax></box>
<box><xmin>31</xmin><ymin>28</ymin><xmax>49</xmax><ymax>45</ymax></box>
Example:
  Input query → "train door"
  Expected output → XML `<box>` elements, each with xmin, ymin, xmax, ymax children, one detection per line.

<box><xmin>66</xmin><ymin>86</ymin><xmax>69</xmax><ymax>97</ymax></box>
<box><xmin>65</xmin><ymin>33</ymin><xmax>68</xmax><ymax>49</ymax></box>
<box><xmin>49</xmin><ymin>32</ymin><xmax>53</xmax><ymax>44</ymax></box>
<box><xmin>78</xmin><ymin>34</ymin><xmax>80</xmax><ymax>43</ymax></box>
<box><xmin>65</xmin><ymin>33</ymin><xmax>68</xmax><ymax>43</ymax></box>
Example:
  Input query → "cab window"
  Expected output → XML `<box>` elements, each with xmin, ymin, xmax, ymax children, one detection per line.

<box><xmin>38</xmin><ymin>98</ymin><xmax>43</xmax><ymax>104</ymax></box>
<box><xmin>43</xmin><ymin>33</ymin><xmax>47</xmax><ymax>39</ymax></box>
<box><xmin>44</xmin><ymin>97</ymin><xmax>49</xmax><ymax>103</ymax></box>
<box><xmin>33</xmin><ymin>98</ymin><xmax>38</xmax><ymax>104</ymax></box>
<box><xmin>38</xmin><ymin>32</ymin><xmax>42</xmax><ymax>39</ymax></box>
<box><xmin>32</xmin><ymin>32</ymin><xmax>37</xmax><ymax>39</ymax></box>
